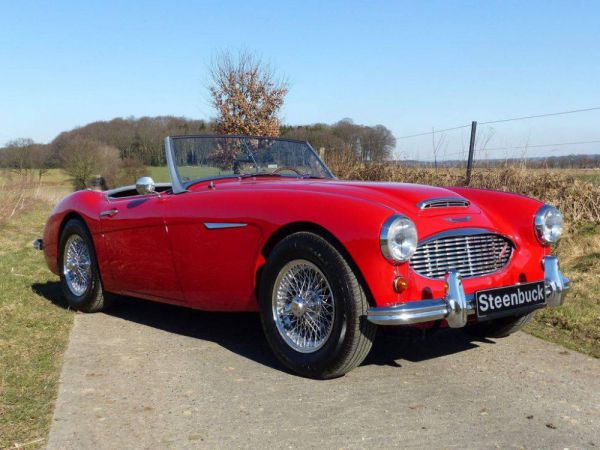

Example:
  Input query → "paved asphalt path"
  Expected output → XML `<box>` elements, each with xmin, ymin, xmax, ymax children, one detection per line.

<box><xmin>46</xmin><ymin>297</ymin><xmax>599</xmax><ymax>449</ymax></box>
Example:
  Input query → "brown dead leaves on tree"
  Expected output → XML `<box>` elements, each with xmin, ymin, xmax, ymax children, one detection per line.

<box><xmin>209</xmin><ymin>50</ymin><xmax>288</xmax><ymax>137</ymax></box>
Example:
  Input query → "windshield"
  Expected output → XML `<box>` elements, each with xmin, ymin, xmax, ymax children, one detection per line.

<box><xmin>167</xmin><ymin>136</ymin><xmax>334</xmax><ymax>187</ymax></box>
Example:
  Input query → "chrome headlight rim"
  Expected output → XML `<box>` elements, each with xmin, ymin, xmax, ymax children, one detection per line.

<box><xmin>380</xmin><ymin>214</ymin><xmax>418</xmax><ymax>263</ymax></box>
<box><xmin>534</xmin><ymin>204</ymin><xmax>564</xmax><ymax>245</ymax></box>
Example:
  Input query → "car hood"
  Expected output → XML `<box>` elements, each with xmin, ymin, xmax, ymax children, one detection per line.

<box><xmin>296</xmin><ymin>180</ymin><xmax>473</xmax><ymax>214</ymax></box>
<box><xmin>207</xmin><ymin>177</ymin><xmax>534</xmax><ymax>241</ymax></box>
<box><xmin>212</xmin><ymin>178</ymin><xmax>478</xmax><ymax>215</ymax></box>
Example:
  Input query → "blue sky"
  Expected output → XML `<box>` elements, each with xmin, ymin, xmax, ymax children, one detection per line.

<box><xmin>1</xmin><ymin>0</ymin><xmax>599</xmax><ymax>159</ymax></box>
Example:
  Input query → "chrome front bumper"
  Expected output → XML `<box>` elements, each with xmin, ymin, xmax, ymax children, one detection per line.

<box><xmin>367</xmin><ymin>256</ymin><xmax>570</xmax><ymax>328</ymax></box>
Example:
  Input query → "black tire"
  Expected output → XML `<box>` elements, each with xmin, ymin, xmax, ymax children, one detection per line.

<box><xmin>463</xmin><ymin>311</ymin><xmax>536</xmax><ymax>338</ymax></box>
<box><xmin>259</xmin><ymin>232</ymin><xmax>376</xmax><ymax>379</ymax></box>
<box><xmin>58</xmin><ymin>218</ymin><xmax>111</xmax><ymax>313</ymax></box>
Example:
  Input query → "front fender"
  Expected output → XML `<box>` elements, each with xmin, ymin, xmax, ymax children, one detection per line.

<box><xmin>42</xmin><ymin>189</ymin><xmax>107</xmax><ymax>276</ymax></box>
<box><xmin>245</xmin><ymin>190</ymin><xmax>404</xmax><ymax>307</ymax></box>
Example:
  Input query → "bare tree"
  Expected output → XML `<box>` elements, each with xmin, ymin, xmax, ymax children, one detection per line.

<box><xmin>113</xmin><ymin>156</ymin><xmax>147</xmax><ymax>187</ymax></box>
<box><xmin>474</xmin><ymin>126</ymin><xmax>496</xmax><ymax>168</ymax></box>
<box><xmin>361</xmin><ymin>125</ymin><xmax>395</xmax><ymax>161</ymax></box>
<box><xmin>50</xmin><ymin>116</ymin><xmax>212</xmax><ymax>167</ymax></box>
<box><xmin>61</xmin><ymin>138</ymin><xmax>120</xmax><ymax>190</ymax></box>
<box><xmin>30</xmin><ymin>144</ymin><xmax>52</xmax><ymax>180</ymax></box>
<box><xmin>3</xmin><ymin>138</ymin><xmax>35</xmax><ymax>175</ymax></box>
<box><xmin>430</xmin><ymin>130</ymin><xmax>447</xmax><ymax>171</ymax></box>
<box><xmin>209</xmin><ymin>50</ymin><xmax>288</xmax><ymax>137</ymax></box>
<box><xmin>283</xmin><ymin>121</ymin><xmax>395</xmax><ymax>163</ymax></box>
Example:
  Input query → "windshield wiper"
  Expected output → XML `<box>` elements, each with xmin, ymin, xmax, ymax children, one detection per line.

<box><xmin>300</xmin><ymin>174</ymin><xmax>326</xmax><ymax>179</ymax></box>
<box><xmin>239</xmin><ymin>172</ymin><xmax>284</xmax><ymax>179</ymax></box>
<box><xmin>239</xmin><ymin>172</ymin><xmax>326</xmax><ymax>180</ymax></box>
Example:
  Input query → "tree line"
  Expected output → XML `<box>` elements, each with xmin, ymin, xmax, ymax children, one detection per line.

<box><xmin>0</xmin><ymin>116</ymin><xmax>397</xmax><ymax>188</ymax></box>
<box><xmin>2</xmin><ymin>117</ymin><xmax>599</xmax><ymax>187</ymax></box>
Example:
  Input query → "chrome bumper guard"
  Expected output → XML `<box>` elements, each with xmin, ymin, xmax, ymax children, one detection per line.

<box><xmin>367</xmin><ymin>256</ymin><xmax>569</xmax><ymax>328</ymax></box>
<box><xmin>33</xmin><ymin>239</ymin><xmax>44</xmax><ymax>250</ymax></box>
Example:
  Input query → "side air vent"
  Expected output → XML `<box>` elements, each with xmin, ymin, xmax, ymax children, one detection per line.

<box><xmin>417</xmin><ymin>197</ymin><xmax>470</xmax><ymax>209</ymax></box>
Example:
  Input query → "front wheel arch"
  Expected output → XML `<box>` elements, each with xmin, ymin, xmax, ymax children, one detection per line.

<box><xmin>259</xmin><ymin>222</ymin><xmax>376</xmax><ymax>307</ymax></box>
<box><xmin>58</xmin><ymin>211</ymin><xmax>88</xmax><ymax>245</ymax></box>
<box><xmin>56</xmin><ymin>212</ymin><xmax>88</xmax><ymax>267</ymax></box>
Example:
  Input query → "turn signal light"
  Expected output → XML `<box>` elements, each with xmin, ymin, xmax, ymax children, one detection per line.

<box><xmin>393</xmin><ymin>276</ymin><xmax>408</xmax><ymax>293</ymax></box>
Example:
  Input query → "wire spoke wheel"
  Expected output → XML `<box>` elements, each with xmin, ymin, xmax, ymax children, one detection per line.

<box><xmin>260</xmin><ymin>232</ymin><xmax>376</xmax><ymax>378</ymax></box>
<box><xmin>272</xmin><ymin>259</ymin><xmax>335</xmax><ymax>353</ymax></box>
<box><xmin>63</xmin><ymin>234</ymin><xmax>92</xmax><ymax>297</ymax></box>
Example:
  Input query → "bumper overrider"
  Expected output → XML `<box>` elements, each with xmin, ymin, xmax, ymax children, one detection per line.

<box><xmin>366</xmin><ymin>256</ymin><xmax>569</xmax><ymax>328</ymax></box>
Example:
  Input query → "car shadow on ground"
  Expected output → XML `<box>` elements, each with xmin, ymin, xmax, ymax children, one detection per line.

<box><xmin>32</xmin><ymin>281</ymin><xmax>70</xmax><ymax>309</ymax></box>
<box><xmin>33</xmin><ymin>281</ymin><xmax>493</xmax><ymax>374</ymax></box>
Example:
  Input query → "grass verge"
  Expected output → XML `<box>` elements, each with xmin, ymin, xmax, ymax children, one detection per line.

<box><xmin>0</xmin><ymin>197</ymin><xmax>73</xmax><ymax>449</ymax></box>
<box><xmin>524</xmin><ymin>223</ymin><xmax>600</xmax><ymax>358</ymax></box>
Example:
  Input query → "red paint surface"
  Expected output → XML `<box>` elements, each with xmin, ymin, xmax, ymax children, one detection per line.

<box><xmin>42</xmin><ymin>178</ymin><xmax>549</xmax><ymax>317</ymax></box>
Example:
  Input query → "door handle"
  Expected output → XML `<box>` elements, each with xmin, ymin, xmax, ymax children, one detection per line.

<box><xmin>100</xmin><ymin>209</ymin><xmax>119</xmax><ymax>218</ymax></box>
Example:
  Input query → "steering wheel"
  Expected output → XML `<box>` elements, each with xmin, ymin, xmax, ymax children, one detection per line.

<box><xmin>272</xmin><ymin>166</ymin><xmax>303</xmax><ymax>176</ymax></box>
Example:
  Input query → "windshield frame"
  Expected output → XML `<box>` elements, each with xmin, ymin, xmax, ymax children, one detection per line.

<box><xmin>164</xmin><ymin>135</ymin><xmax>335</xmax><ymax>194</ymax></box>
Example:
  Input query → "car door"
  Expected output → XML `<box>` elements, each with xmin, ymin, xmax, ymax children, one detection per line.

<box><xmin>161</xmin><ymin>184</ymin><xmax>263</xmax><ymax>311</ymax></box>
<box><xmin>99</xmin><ymin>192</ymin><xmax>185</xmax><ymax>303</ymax></box>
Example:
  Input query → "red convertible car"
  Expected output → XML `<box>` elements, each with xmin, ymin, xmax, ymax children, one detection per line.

<box><xmin>35</xmin><ymin>135</ymin><xmax>569</xmax><ymax>378</ymax></box>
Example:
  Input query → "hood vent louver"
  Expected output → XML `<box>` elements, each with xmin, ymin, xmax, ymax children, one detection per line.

<box><xmin>417</xmin><ymin>197</ymin><xmax>470</xmax><ymax>209</ymax></box>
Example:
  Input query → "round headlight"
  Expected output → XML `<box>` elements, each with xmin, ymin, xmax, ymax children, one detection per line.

<box><xmin>380</xmin><ymin>215</ymin><xmax>418</xmax><ymax>262</ymax></box>
<box><xmin>534</xmin><ymin>204</ymin><xmax>564</xmax><ymax>245</ymax></box>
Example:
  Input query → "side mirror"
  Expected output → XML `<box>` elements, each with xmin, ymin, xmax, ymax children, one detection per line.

<box><xmin>136</xmin><ymin>176</ymin><xmax>156</xmax><ymax>195</ymax></box>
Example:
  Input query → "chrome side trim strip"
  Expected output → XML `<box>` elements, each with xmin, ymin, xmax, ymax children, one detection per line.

<box><xmin>204</xmin><ymin>222</ymin><xmax>248</xmax><ymax>229</ymax></box>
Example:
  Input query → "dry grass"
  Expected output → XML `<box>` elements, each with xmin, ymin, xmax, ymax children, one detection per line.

<box><xmin>329</xmin><ymin>160</ymin><xmax>600</xmax><ymax>225</ymax></box>
<box><xmin>0</xmin><ymin>173</ymin><xmax>36</xmax><ymax>227</ymax></box>
<box><xmin>0</xmin><ymin>170</ymin><xmax>74</xmax><ymax>449</ymax></box>
<box><xmin>526</xmin><ymin>224</ymin><xmax>600</xmax><ymax>357</ymax></box>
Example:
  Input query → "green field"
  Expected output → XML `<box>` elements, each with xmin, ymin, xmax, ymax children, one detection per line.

<box><xmin>147</xmin><ymin>165</ymin><xmax>240</xmax><ymax>184</ymax></box>
<box><xmin>147</xmin><ymin>165</ymin><xmax>170</xmax><ymax>182</ymax></box>
<box><xmin>568</xmin><ymin>168</ymin><xmax>600</xmax><ymax>186</ymax></box>
<box><xmin>0</xmin><ymin>167</ymin><xmax>598</xmax><ymax>448</ymax></box>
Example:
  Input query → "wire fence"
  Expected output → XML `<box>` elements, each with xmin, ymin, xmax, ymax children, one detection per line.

<box><xmin>392</xmin><ymin>106</ymin><xmax>600</xmax><ymax>184</ymax></box>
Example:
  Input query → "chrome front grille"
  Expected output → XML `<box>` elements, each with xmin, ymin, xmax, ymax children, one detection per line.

<box><xmin>410</xmin><ymin>232</ymin><xmax>514</xmax><ymax>279</ymax></box>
